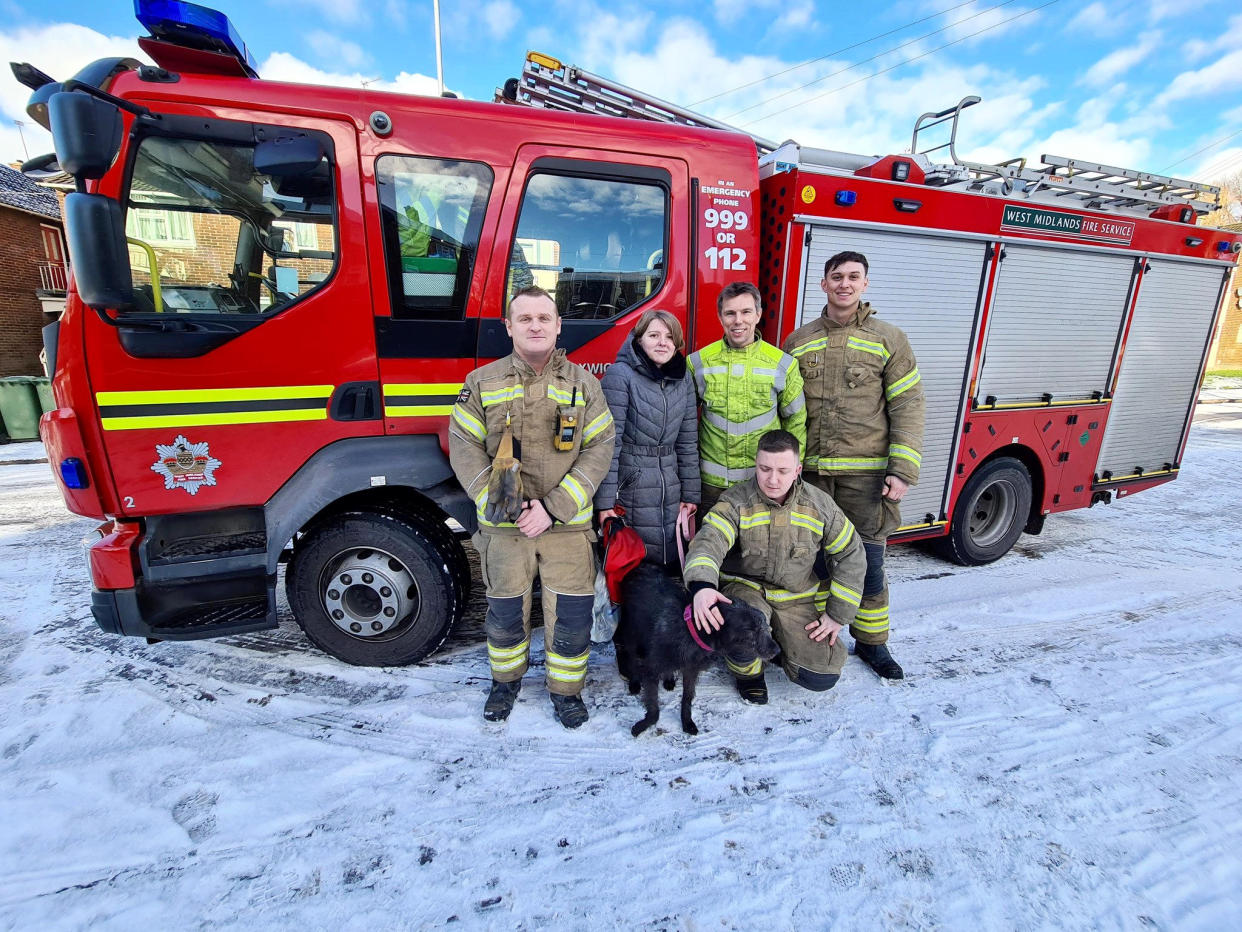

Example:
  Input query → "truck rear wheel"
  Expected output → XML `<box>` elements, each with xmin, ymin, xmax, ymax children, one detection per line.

<box><xmin>287</xmin><ymin>510</ymin><xmax>462</xmax><ymax>665</ymax></box>
<box><xmin>935</xmin><ymin>457</ymin><xmax>1032</xmax><ymax>566</ymax></box>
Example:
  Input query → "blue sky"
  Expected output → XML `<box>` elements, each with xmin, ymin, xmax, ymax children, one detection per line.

<box><xmin>2</xmin><ymin>0</ymin><xmax>1240</xmax><ymax>190</ymax></box>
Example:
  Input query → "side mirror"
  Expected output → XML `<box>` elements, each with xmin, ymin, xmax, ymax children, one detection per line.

<box><xmin>49</xmin><ymin>92</ymin><xmax>122</xmax><ymax>179</ymax></box>
<box><xmin>64</xmin><ymin>193</ymin><xmax>133</xmax><ymax>310</ymax></box>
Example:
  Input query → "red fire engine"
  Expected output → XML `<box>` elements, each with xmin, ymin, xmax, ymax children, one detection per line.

<box><xmin>14</xmin><ymin>1</ymin><xmax>1239</xmax><ymax>666</ymax></box>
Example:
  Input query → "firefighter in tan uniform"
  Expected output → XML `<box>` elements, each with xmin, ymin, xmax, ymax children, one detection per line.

<box><xmin>448</xmin><ymin>287</ymin><xmax>615</xmax><ymax>728</ymax></box>
<box><xmin>782</xmin><ymin>251</ymin><xmax>925</xmax><ymax>680</ymax></box>
<box><xmin>684</xmin><ymin>430</ymin><xmax>867</xmax><ymax>701</ymax></box>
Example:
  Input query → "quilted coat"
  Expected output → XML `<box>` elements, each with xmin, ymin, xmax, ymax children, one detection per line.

<box><xmin>593</xmin><ymin>337</ymin><xmax>701</xmax><ymax>564</ymax></box>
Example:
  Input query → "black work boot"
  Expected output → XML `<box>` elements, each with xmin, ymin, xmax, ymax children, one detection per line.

<box><xmin>483</xmin><ymin>679</ymin><xmax>521</xmax><ymax>721</ymax></box>
<box><xmin>550</xmin><ymin>693</ymin><xmax>589</xmax><ymax>729</ymax></box>
<box><xmin>734</xmin><ymin>672</ymin><xmax>768</xmax><ymax>704</ymax></box>
<box><xmin>855</xmin><ymin>642</ymin><xmax>904</xmax><ymax>680</ymax></box>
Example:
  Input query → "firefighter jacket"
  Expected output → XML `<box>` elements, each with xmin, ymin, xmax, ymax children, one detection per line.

<box><xmin>683</xmin><ymin>476</ymin><xmax>867</xmax><ymax>625</ymax></box>
<box><xmin>782</xmin><ymin>302</ymin><xmax>925</xmax><ymax>486</ymax></box>
<box><xmin>448</xmin><ymin>350</ymin><xmax>615</xmax><ymax>534</ymax></box>
<box><xmin>686</xmin><ymin>338</ymin><xmax>806</xmax><ymax>489</ymax></box>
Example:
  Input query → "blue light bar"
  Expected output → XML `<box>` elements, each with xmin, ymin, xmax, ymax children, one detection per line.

<box><xmin>60</xmin><ymin>457</ymin><xmax>89</xmax><ymax>490</ymax></box>
<box><xmin>134</xmin><ymin>0</ymin><xmax>258</xmax><ymax>77</ymax></box>
<box><xmin>835</xmin><ymin>190</ymin><xmax>857</xmax><ymax>207</ymax></box>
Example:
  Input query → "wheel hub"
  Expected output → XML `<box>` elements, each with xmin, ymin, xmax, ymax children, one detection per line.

<box><xmin>322</xmin><ymin>548</ymin><xmax>417</xmax><ymax>637</ymax></box>
<box><xmin>968</xmin><ymin>480</ymin><xmax>1017</xmax><ymax>548</ymax></box>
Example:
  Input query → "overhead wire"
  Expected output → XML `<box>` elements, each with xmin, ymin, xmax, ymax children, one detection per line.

<box><xmin>722</xmin><ymin>0</ymin><xmax>1024</xmax><ymax>120</ymax></box>
<box><xmin>1159</xmin><ymin>126</ymin><xmax>1242</xmax><ymax>174</ymax></box>
<box><xmin>736</xmin><ymin>0</ymin><xmax>1060</xmax><ymax>126</ymax></box>
<box><xmin>686</xmin><ymin>0</ymin><xmax>982</xmax><ymax>107</ymax></box>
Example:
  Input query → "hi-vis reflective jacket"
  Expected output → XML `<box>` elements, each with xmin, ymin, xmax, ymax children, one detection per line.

<box><xmin>684</xmin><ymin>477</ymin><xmax>867</xmax><ymax>624</ymax></box>
<box><xmin>448</xmin><ymin>350</ymin><xmax>615</xmax><ymax>533</ymax></box>
<box><xmin>687</xmin><ymin>339</ymin><xmax>806</xmax><ymax>489</ymax></box>
<box><xmin>782</xmin><ymin>303</ymin><xmax>925</xmax><ymax>486</ymax></box>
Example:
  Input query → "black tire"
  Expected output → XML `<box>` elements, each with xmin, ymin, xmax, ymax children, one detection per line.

<box><xmin>287</xmin><ymin>510</ymin><xmax>462</xmax><ymax>665</ymax></box>
<box><xmin>935</xmin><ymin>456</ymin><xmax>1033</xmax><ymax>566</ymax></box>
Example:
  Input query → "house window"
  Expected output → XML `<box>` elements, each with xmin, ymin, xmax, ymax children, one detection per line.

<box><xmin>126</xmin><ymin>200</ymin><xmax>197</xmax><ymax>249</ymax></box>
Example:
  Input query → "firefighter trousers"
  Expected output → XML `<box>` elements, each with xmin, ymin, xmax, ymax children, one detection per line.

<box><xmin>806</xmin><ymin>473</ymin><xmax>898</xmax><ymax>646</ymax></box>
<box><xmin>721</xmin><ymin>582</ymin><xmax>847</xmax><ymax>690</ymax></box>
<box><xmin>473</xmin><ymin>530</ymin><xmax>596</xmax><ymax>696</ymax></box>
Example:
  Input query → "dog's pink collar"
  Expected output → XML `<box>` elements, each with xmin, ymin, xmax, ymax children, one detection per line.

<box><xmin>685</xmin><ymin>606</ymin><xmax>713</xmax><ymax>652</ymax></box>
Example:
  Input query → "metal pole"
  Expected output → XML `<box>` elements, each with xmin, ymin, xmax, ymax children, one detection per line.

<box><xmin>433</xmin><ymin>0</ymin><xmax>445</xmax><ymax>96</ymax></box>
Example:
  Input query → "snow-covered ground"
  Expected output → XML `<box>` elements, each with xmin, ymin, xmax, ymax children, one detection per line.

<box><xmin>2</xmin><ymin>409</ymin><xmax>1241</xmax><ymax>930</ymax></box>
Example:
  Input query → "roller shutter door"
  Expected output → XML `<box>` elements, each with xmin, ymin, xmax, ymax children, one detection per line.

<box><xmin>1096</xmin><ymin>259</ymin><xmax>1228</xmax><ymax>479</ymax></box>
<box><xmin>976</xmin><ymin>244</ymin><xmax>1135</xmax><ymax>405</ymax></box>
<box><xmin>801</xmin><ymin>224</ymin><xmax>986</xmax><ymax>527</ymax></box>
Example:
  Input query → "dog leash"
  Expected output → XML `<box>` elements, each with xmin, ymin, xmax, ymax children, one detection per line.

<box><xmin>675</xmin><ymin>506</ymin><xmax>696</xmax><ymax>568</ymax></box>
<box><xmin>684</xmin><ymin>606</ymin><xmax>713</xmax><ymax>652</ymax></box>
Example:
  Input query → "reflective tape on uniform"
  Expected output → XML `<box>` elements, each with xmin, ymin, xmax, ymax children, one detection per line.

<box><xmin>853</xmin><ymin>604</ymin><xmax>890</xmax><ymax>633</ymax></box>
<box><xmin>824</xmin><ymin>518</ymin><xmax>856</xmax><ymax>554</ymax></box>
<box><xmin>886</xmin><ymin>368</ymin><xmax>921</xmax><ymax>400</ymax></box>
<box><xmin>702</xmin><ymin>511</ymin><xmax>737</xmax><ymax>547</ymax></box>
<box><xmin>481</xmin><ymin>385</ymin><xmax>524</xmax><ymax>407</ymax></box>
<box><xmin>383</xmin><ymin>382</ymin><xmax>462</xmax><ymax>418</ymax></box>
<box><xmin>809</xmin><ymin>456</ymin><xmax>888</xmax><ymax>471</ymax></box>
<box><xmin>96</xmin><ymin>384</ymin><xmax>334</xmax><ymax>431</ymax></box>
<box><xmin>829</xmin><ymin>580</ymin><xmax>862</xmax><ymax>607</ymax></box>
<box><xmin>452</xmin><ymin>406</ymin><xmax>487</xmax><ymax>440</ymax></box>
<box><xmin>889</xmin><ymin>443</ymin><xmax>921</xmax><ymax>467</ymax></box>
<box><xmin>488</xmin><ymin>637</ymin><xmax>530</xmax><ymax>673</ymax></box>
<box><xmin>582</xmin><ymin>410</ymin><xmax>614</xmax><ymax>444</ymax></box>
<box><xmin>546</xmin><ymin>384</ymin><xmax>586</xmax><ymax>406</ymax></box>
<box><xmin>790</xmin><ymin>337</ymin><xmax>827</xmax><ymax>358</ymax></box>
<box><xmin>738</xmin><ymin>510</ymin><xmax>771</xmax><ymax>530</ymax></box>
<box><xmin>685</xmin><ymin>555</ymin><xmax>720</xmax><ymax>573</ymax></box>
<box><xmin>702</xmin><ymin>407</ymin><xmax>778</xmax><ymax>436</ymax></box>
<box><xmin>779</xmin><ymin>394</ymin><xmax>806</xmax><ymax>418</ymax></box>
<box><xmin>559</xmin><ymin>474</ymin><xmax>589</xmax><ymax>511</ymax></box>
<box><xmin>701</xmin><ymin>460</ymin><xmax>756</xmax><ymax>483</ymax></box>
<box><xmin>546</xmin><ymin>649</ymin><xmax>590</xmax><ymax>684</ymax></box>
<box><xmin>721</xmin><ymin>573</ymin><xmax>816</xmax><ymax>603</ymax></box>
<box><xmin>789</xmin><ymin>511</ymin><xmax>824</xmax><ymax>535</ymax></box>
<box><xmin>847</xmin><ymin>336</ymin><xmax>891</xmax><ymax>361</ymax></box>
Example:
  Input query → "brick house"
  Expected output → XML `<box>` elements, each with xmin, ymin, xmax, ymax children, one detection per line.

<box><xmin>0</xmin><ymin>164</ymin><xmax>66</xmax><ymax>377</ymax></box>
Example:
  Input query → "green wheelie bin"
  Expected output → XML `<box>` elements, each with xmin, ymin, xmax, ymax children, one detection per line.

<box><xmin>0</xmin><ymin>377</ymin><xmax>42</xmax><ymax>441</ymax></box>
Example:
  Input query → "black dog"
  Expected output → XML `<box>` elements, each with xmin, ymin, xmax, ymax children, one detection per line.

<box><xmin>616</xmin><ymin>563</ymin><xmax>780</xmax><ymax>737</ymax></box>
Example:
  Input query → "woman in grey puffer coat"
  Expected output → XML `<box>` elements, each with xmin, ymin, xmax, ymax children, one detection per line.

<box><xmin>594</xmin><ymin>310</ymin><xmax>700</xmax><ymax>567</ymax></box>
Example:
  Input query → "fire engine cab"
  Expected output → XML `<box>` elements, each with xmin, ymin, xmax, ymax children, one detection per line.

<box><xmin>15</xmin><ymin>0</ymin><xmax>1239</xmax><ymax>666</ymax></box>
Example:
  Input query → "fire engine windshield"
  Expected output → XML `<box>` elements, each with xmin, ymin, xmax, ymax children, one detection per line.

<box><xmin>124</xmin><ymin>134</ymin><xmax>336</xmax><ymax>316</ymax></box>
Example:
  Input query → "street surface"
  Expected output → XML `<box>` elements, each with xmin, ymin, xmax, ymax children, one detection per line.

<box><xmin>1</xmin><ymin>406</ymin><xmax>1240</xmax><ymax>929</ymax></box>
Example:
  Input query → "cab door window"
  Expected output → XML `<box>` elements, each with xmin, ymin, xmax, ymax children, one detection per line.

<box><xmin>507</xmin><ymin>172</ymin><xmax>668</xmax><ymax>320</ymax></box>
<box><xmin>376</xmin><ymin>156</ymin><xmax>493</xmax><ymax>320</ymax></box>
<box><xmin>124</xmin><ymin>133</ymin><xmax>336</xmax><ymax>315</ymax></box>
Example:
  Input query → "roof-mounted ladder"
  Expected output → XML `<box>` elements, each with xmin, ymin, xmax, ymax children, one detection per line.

<box><xmin>912</xmin><ymin>95</ymin><xmax>1220</xmax><ymax>216</ymax></box>
<box><xmin>496</xmin><ymin>52</ymin><xmax>779</xmax><ymax>154</ymax></box>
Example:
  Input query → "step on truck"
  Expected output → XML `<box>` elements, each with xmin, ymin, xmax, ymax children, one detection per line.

<box><xmin>15</xmin><ymin>0</ymin><xmax>1240</xmax><ymax>665</ymax></box>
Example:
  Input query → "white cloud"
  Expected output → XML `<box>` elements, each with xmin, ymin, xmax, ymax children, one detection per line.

<box><xmin>1065</xmin><ymin>2</ymin><xmax>1110</xmax><ymax>35</ymax></box>
<box><xmin>482</xmin><ymin>0</ymin><xmax>521</xmax><ymax>40</ymax></box>
<box><xmin>305</xmin><ymin>30</ymin><xmax>370</xmax><ymax>70</ymax></box>
<box><xmin>940</xmin><ymin>0</ymin><xmax>1043</xmax><ymax>45</ymax></box>
<box><xmin>260</xmin><ymin>51</ymin><xmax>443</xmax><ymax>97</ymax></box>
<box><xmin>0</xmin><ymin>23</ymin><xmax>146</xmax><ymax>164</ymax></box>
<box><xmin>1155</xmin><ymin>49</ymin><xmax>1242</xmax><ymax>106</ymax></box>
<box><xmin>1081</xmin><ymin>30</ymin><xmax>1161</xmax><ymax>86</ymax></box>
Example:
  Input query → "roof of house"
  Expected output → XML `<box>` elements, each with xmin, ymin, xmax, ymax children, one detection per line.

<box><xmin>0</xmin><ymin>165</ymin><xmax>62</xmax><ymax>221</ymax></box>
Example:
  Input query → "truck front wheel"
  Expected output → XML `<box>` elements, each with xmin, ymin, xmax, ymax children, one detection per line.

<box><xmin>935</xmin><ymin>457</ymin><xmax>1033</xmax><ymax>566</ymax></box>
<box><xmin>287</xmin><ymin>511</ymin><xmax>461</xmax><ymax>665</ymax></box>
